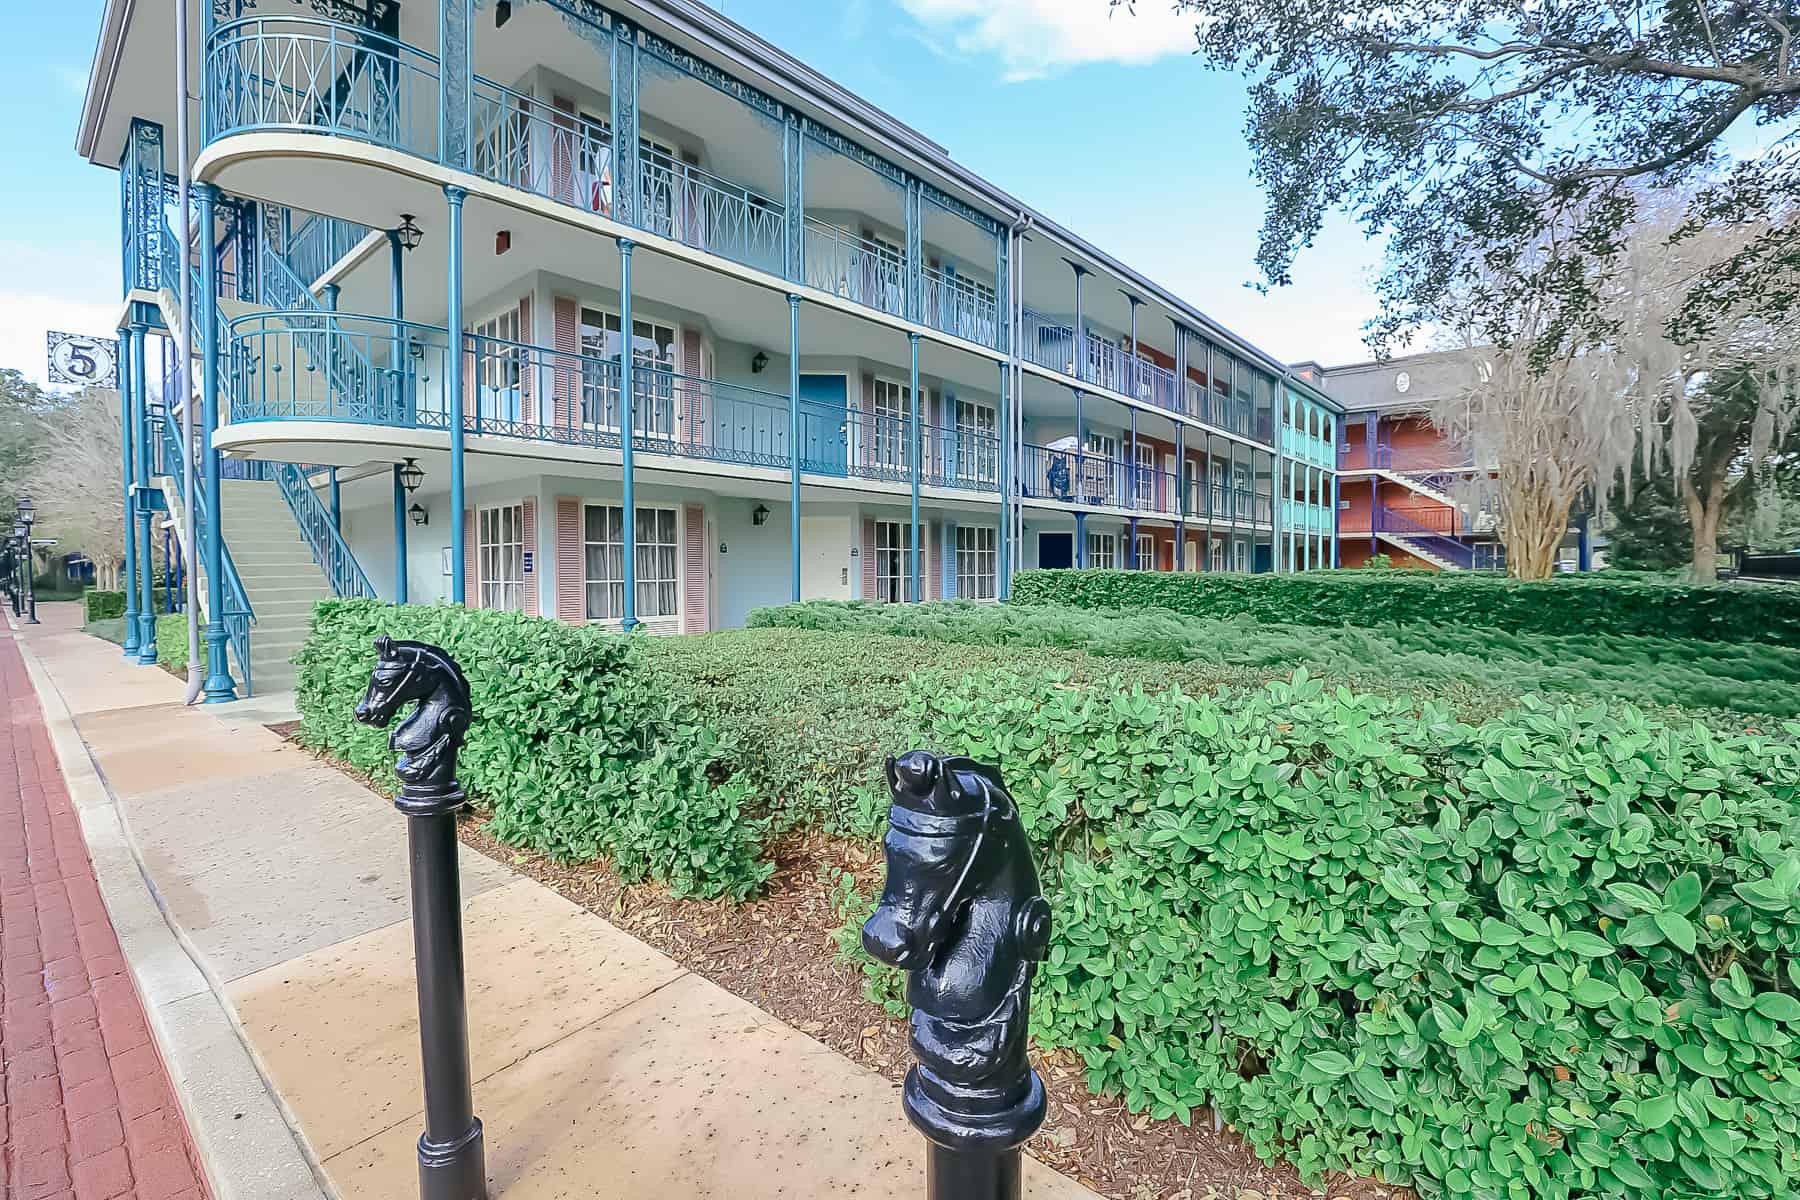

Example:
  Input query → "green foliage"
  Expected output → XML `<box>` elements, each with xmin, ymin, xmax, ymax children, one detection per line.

<box><xmin>750</xmin><ymin>600</ymin><xmax>1800</xmax><ymax>719</ymax></box>
<box><xmin>906</xmin><ymin>666</ymin><xmax>1800</xmax><ymax>1198</ymax></box>
<box><xmin>1362</xmin><ymin>552</ymin><xmax>1394</xmax><ymax>570</ymax></box>
<box><xmin>645</xmin><ymin>627</ymin><xmax>1511</xmax><ymax>838</ymax></box>
<box><xmin>294</xmin><ymin>600</ymin><xmax>769</xmax><ymax>899</ymax></box>
<box><xmin>1607</xmin><ymin>466</ymin><xmax>1691</xmax><ymax>572</ymax></box>
<box><xmin>827</xmin><ymin>871</ymin><xmax>906</xmax><ymax>1017</ymax></box>
<box><xmin>154</xmin><ymin>614</ymin><xmax>203</xmax><ymax>675</ymax></box>
<box><xmin>82</xmin><ymin>590</ymin><xmax>125</xmax><ymax>622</ymax></box>
<box><xmin>1012</xmin><ymin>568</ymin><xmax>1800</xmax><ymax>646</ymax></box>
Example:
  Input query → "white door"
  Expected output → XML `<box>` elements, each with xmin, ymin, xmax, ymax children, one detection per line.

<box><xmin>800</xmin><ymin>514</ymin><xmax>852</xmax><ymax>599</ymax></box>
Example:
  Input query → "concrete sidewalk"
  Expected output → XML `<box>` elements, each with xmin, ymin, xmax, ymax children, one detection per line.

<box><xmin>18</xmin><ymin>605</ymin><xmax>1099</xmax><ymax>1200</ymax></box>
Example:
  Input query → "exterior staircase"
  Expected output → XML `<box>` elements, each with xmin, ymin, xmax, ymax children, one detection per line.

<box><xmin>219</xmin><ymin>479</ymin><xmax>333</xmax><ymax>693</ymax></box>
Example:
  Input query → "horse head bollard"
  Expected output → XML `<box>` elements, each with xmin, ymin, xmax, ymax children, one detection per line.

<box><xmin>355</xmin><ymin>637</ymin><xmax>486</xmax><ymax>1200</ymax></box>
<box><xmin>863</xmin><ymin>751</ymin><xmax>1051</xmax><ymax>1200</ymax></box>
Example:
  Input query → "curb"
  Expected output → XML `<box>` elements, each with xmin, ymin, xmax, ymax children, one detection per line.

<box><xmin>11</xmin><ymin>624</ymin><xmax>330</xmax><ymax>1200</ymax></box>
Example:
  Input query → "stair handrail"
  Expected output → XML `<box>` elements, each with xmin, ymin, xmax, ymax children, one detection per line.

<box><xmin>158</xmin><ymin>414</ymin><xmax>258</xmax><ymax>695</ymax></box>
<box><xmin>272</xmin><ymin>461</ymin><xmax>379</xmax><ymax>600</ymax></box>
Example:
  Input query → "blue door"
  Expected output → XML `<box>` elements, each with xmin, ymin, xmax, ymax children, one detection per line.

<box><xmin>798</xmin><ymin>374</ymin><xmax>847</xmax><ymax>475</ymax></box>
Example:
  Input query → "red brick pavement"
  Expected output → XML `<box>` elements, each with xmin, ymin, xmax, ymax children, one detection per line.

<box><xmin>0</xmin><ymin>633</ymin><xmax>208</xmax><ymax>1200</ymax></box>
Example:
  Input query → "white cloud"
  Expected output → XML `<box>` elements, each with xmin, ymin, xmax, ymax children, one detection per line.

<box><xmin>0</xmin><ymin>291</ymin><xmax>121</xmax><ymax>391</ymax></box>
<box><xmin>895</xmin><ymin>0</ymin><xmax>1197</xmax><ymax>81</ymax></box>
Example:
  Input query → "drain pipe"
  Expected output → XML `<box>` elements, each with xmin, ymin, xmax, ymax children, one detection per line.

<box><xmin>176</xmin><ymin>0</ymin><xmax>203</xmax><ymax>705</ymax></box>
<box><xmin>1009</xmin><ymin>211</ymin><xmax>1033</xmax><ymax>587</ymax></box>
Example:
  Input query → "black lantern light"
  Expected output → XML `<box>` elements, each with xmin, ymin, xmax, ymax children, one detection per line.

<box><xmin>751</xmin><ymin>503</ymin><xmax>770</xmax><ymax>527</ymax></box>
<box><xmin>409</xmin><ymin>502</ymin><xmax>430</xmax><ymax>527</ymax></box>
<box><xmin>751</xmin><ymin>350</ymin><xmax>769</xmax><ymax>374</ymax></box>
<box><xmin>16</xmin><ymin>494</ymin><xmax>34</xmax><ymax>528</ymax></box>
<box><xmin>396</xmin><ymin>214</ymin><xmax>423</xmax><ymax>253</ymax></box>
<box><xmin>399</xmin><ymin>458</ymin><xmax>425</xmax><ymax>493</ymax></box>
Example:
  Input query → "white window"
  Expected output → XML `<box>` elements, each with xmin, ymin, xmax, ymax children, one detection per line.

<box><xmin>956</xmin><ymin>526</ymin><xmax>997</xmax><ymax>600</ymax></box>
<box><xmin>875</xmin><ymin>520</ymin><xmax>913</xmax><ymax>603</ymax></box>
<box><xmin>1133</xmin><ymin>441</ymin><xmax>1157</xmax><ymax>507</ymax></box>
<box><xmin>473</xmin><ymin>309</ymin><xmax>523</xmax><ymax>424</ymax></box>
<box><xmin>578</xmin><ymin>307</ymin><xmax>678</xmax><ymax>437</ymax></box>
<box><xmin>1210</xmin><ymin>538</ymin><xmax>1226</xmax><ymax>572</ymax></box>
<box><xmin>583</xmin><ymin>504</ymin><xmax>680</xmax><ymax>621</ymax></box>
<box><xmin>869</xmin><ymin>379</ymin><xmax>911</xmax><ymax>473</ymax></box>
<box><xmin>1135</xmin><ymin>534</ymin><xmax>1155</xmax><ymax>570</ymax></box>
<box><xmin>1082</xmin><ymin>433</ymin><xmax>1119</xmax><ymax>506</ymax></box>
<box><xmin>1087</xmin><ymin>532</ymin><xmax>1117</xmax><ymax>570</ymax></box>
<box><xmin>1234</xmin><ymin>538</ymin><xmax>1251</xmax><ymax>573</ymax></box>
<box><xmin>954</xmin><ymin>399</ymin><xmax>997</xmax><ymax>484</ymax></box>
<box><xmin>477</xmin><ymin>504</ymin><xmax>524</xmax><ymax>612</ymax></box>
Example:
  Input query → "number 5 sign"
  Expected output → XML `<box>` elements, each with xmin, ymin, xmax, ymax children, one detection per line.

<box><xmin>46</xmin><ymin>331</ymin><xmax>120</xmax><ymax>388</ymax></box>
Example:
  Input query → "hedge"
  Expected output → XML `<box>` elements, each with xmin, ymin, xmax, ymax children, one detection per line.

<box><xmin>1011</xmin><ymin>568</ymin><xmax>1800</xmax><ymax>646</ymax></box>
<box><xmin>749</xmin><ymin>600</ymin><xmax>1800</xmax><ymax>719</ymax></box>
<box><xmin>897</xmin><ymin>668</ymin><xmax>1800</xmax><ymax>1199</ymax></box>
<box><xmin>154</xmin><ymin>613</ymin><xmax>203</xmax><ymax>675</ymax></box>
<box><xmin>83</xmin><ymin>590</ymin><xmax>125</xmax><ymax>622</ymax></box>
<box><xmin>643</xmin><ymin>627</ymin><xmax>1514</xmax><ymax>836</ymax></box>
<box><xmin>294</xmin><ymin>599</ymin><xmax>768</xmax><ymax>898</ymax></box>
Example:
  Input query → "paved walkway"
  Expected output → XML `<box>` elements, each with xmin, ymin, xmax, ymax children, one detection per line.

<box><xmin>15</xmin><ymin>604</ymin><xmax>1099</xmax><ymax>1200</ymax></box>
<box><xmin>0</xmin><ymin>628</ymin><xmax>207</xmax><ymax>1200</ymax></box>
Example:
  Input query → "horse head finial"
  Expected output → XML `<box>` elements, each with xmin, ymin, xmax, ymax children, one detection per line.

<box><xmin>864</xmin><ymin>751</ymin><xmax>1048</xmax><ymax>1155</ymax></box>
<box><xmin>354</xmin><ymin>638</ymin><xmax>473</xmax><ymax>813</ymax></box>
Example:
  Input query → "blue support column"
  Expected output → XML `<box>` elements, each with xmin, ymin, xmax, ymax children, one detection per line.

<box><xmin>445</xmin><ymin>185</ymin><xmax>468</xmax><ymax>604</ymax></box>
<box><xmin>610</xmin><ymin>23</ymin><xmax>641</xmax><ymax>228</ymax></box>
<box><xmin>908</xmin><ymin>333</ymin><xmax>922</xmax><ymax>602</ymax></box>
<box><xmin>330</xmin><ymin>467</ymin><xmax>342</xmax><ymax>531</ymax></box>
<box><xmin>997</xmin><ymin>360</ymin><xmax>1011</xmax><ymax>599</ymax></box>
<box><xmin>904</xmin><ymin>183</ymin><xmax>923</xmax><ymax>324</ymax></box>
<box><xmin>783</xmin><ymin>118</ymin><xmax>804</xmax><ymax>281</ymax></box>
<box><xmin>131</xmin><ymin>323</ymin><xmax>158</xmax><ymax>664</ymax></box>
<box><xmin>119</xmin><ymin>330</ymin><xmax>140</xmax><ymax>658</ymax></box>
<box><xmin>1128</xmin><ymin>516</ymin><xmax>1139</xmax><ymax>570</ymax></box>
<box><xmin>438</xmin><ymin>0</ymin><xmax>472</xmax><ymax>169</ymax></box>
<box><xmin>619</xmin><ymin>238</ymin><xmax>638</xmax><ymax>630</ymax></box>
<box><xmin>389</xmin><ymin>227</ymin><xmax>408</xmax><ymax>420</ymax></box>
<box><xmin>196</xmin><ymin>185</ymin><xmax>235</xmax><ymax>699</ymax></box>
<box><xmin>1577</xmin><ymin>512</ymin><xmax>1593</xmax><ymax>572</ymax></box>
<box><xmin>1330</xmin><ymin>472</ymin><xmax>1341</xmax><ymax>567</ymax></box>
<box><xmin>994</xmin><ymin>229</ymin><xmax>1009</xmax><ymax>355</ymax></box>
<box><xmin>1075</xmin><ymin>512</ymin><xmax>1087</xmax><ymax>569</ymax></box>
<box><xmin>393</xmin><ymin>465</ymin><xmax>410</xmax><ymax>604</ymax></box>
<box><xmin>788</xmin><ymin>294</ymin><xmax>802</xmax><ymax>602</ymax></box>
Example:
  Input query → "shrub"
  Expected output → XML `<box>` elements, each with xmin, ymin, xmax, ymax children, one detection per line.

<box><xmin>1011</xmin><ymin>568</ymin><xmax>1800</xmax><ymax>646</ymax></box>
<box><xmin>83</xmin><ymin>590</ymin><xmax>125</xmax><ymax>622</ymax></box>
<box><xmin>154</xmin><ymin>613</ymin><xmax>204</xmax><ymax>675</ymax></box>
<box><xmin>294</xmin><ymin>600</ymin><xmax>768</xmax><ymax>899</ymax></box>
<box><xmin>643</xmin><ymin>627</ymin><xmax>1508</xmax><ymax>836</ymax></box>
<box><xmin>749</xmin><ymin>600</ymin><xmax>1800</xmax><ymax>719</ymax></box>
<box><xmin>905</xmin><ymin>667</ymin><xmax>1800</xmax><ymax>1199</ymax></box>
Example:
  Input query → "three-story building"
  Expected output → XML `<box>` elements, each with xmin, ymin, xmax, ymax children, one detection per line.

<box><xmin>79</xmin><ymin>0</ymin><xmax>1343</xmax><ymax>697</ymax></box>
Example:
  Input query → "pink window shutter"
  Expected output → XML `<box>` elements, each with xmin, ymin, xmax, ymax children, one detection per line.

<box><xmin>928</xmin><ymin>521</ymin><xmax>943</xmax><ymax>601</ymax></box>
<box><xmin>555</xmin><ymin>497</ymin><xmax>583</xmax><ymax>622</ymax></box>
<box><xmin>861</xmin><ymin>517</ymin><xmax>877</xmax><ymax>600</ymax></box>
<box><xmin>681</xmin><ymin>329</ymin><xmax>705</xmax><ymax>450</ymax></box>
<box><xmin>682</xmin><ymin>504</ymin><xmax>706</xmax><ymax>634</ymax></box>
<box><xmin>551</xmin><ymin>96</ymin><xmax>575</xmax><ymax>206</ymax></box>
<box><xmin>521</xmin><ymin>497</ymin><xmax>539</xmax><ymax>616</ymax></box>
<box><xmin>553</xmin><ymin>297</ymin><xmax>578</xmax><ymax>431</ymax></box>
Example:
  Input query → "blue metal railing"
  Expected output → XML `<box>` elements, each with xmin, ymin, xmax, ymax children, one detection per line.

<box><xmin>639</xmin><ymin>143</ymin><xmax>787</xmax><ymax>277</ymax></box>
<box><xmin>283</xmin><ymin>211</ymin><xmax>371</xmax><ymax>287</ymax></box>
<box><xmin>1374</xmin><ymin>504</ymin><xmax>1474</xmax><ymax>569</ymax></box>
<box><xmin>803</xmin><ymin>219</ymin><xmax>906</xmax><ymax>319</ymax></box>
<box><xmin>157</xmin><ymin>415</ymin><xmax>257</xmax><ymax>695</ymax></box>
<box><xmin>204</xmin><ymin>16</ymin><xmax>438</xmax><ymax>156</ymax></box>
<box><xmin>922</xmin><ymin>265</ymin><xmax>998</xmax><ymax>348</ymax></box>
<box><xmin>273</xmin><ymin>462</ymin><xmax>378</xmax><ymax>599</ymax></box>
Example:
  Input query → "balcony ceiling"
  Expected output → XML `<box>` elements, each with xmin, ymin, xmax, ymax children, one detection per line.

<box><xmin>77</xmin><ymin>0</ymin><xmax>202</xmax><ymax>168</ymax></box>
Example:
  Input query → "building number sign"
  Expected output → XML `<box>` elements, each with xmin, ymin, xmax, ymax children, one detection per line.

<box><xmin>46</xmin><ymin>331</ymin><xmax>120</xmax><ymax>389</ymax></box>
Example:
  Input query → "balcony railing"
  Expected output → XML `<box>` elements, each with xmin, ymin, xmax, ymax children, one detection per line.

<box><xmin>205</xmin><ymin>16</ymin><xmax>438</xmax><ymax>156</ymax></box>
<box><xmin>1340</xmin><ymin>439</ymin><xmax>1478</xmax><ymax>473</ymax></box>
<box><xmin>803</xmin><ymin>219</ymin><xmax>906</xmax><ymax>319</ymax></box>
<box><xmin>639</xmin><ymin>144</ymin><xmax>787</xmax><ymax>277</ymax></box>
<box><xmin>921</xmin><ymin>264</ymin><xmax>998</xmax><ymax>347</ymax></box>
<box><xmin>284</xmin><ymin>211</ymin><xmax>371</xmax><ymax>287</ymax></box>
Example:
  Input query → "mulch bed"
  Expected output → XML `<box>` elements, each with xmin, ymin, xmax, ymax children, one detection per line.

<box><xmin>270</xmin><ymin>721</ymin><xmax>1401</xmax><ymax>1200</ymax></box>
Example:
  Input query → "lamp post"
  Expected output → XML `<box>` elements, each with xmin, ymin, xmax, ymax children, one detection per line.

<box><xmin>16</xmin><ymin>495</ymin><xmax>38</xmax><ymax>625</ymax></box>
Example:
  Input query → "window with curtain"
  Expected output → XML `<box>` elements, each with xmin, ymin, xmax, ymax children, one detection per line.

<box><xmin>473</xmin><ymin>309</ymin><xmax>522</xmax><ymax>424</ymax></box>
<box><xmin>583</xmin><ymin>504</ymin><xmax>679</xmax><ymax>620</ymax></box>
<box><xmin>577</xmin><ymin>307</ymin><xmax>677</xmax><ymax>436</ymax></box>
<box><xmin>875</xmin><ymin>520</ymin><xmax>912</xmax><ymax>603</ymax></box>
<box><xmin>1087</xmin><ymin>532</ymin><xmax>1117</xmax><ymax>570</ymax></box>
<box><xmin>477</xmin><ymin>503</ymin><xmax>524</xmax><ymax>611</ymax></box>
<box><xmin>955</xmin><ymin>526</ymin><xmax>996</xmax><ymax>600</ymax></box>
<box><xmin>1135</xmin><ymin>534</ymin><xmax>1155</xmax><ymax>570</ymax></box>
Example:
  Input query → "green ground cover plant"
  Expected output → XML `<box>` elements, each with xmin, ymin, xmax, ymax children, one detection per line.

<box><xmin>750</xmin><ymin>600</ymin><xmax>1800</xmax><ymax>719</ymax></box>
<box><xmin>643</xmin><ymin>627</ymin><xmax>1513</xmax><ymax>835</ymax></box>
<box><xmin>293</xmin><ymin>599</ymin><xmax>767</xmax><ymax>899</ymax></box>
<box><xmin>1011</xmin><ymin>568</ymin><xmax>1800</xmax><ymax>646</ymax></box>
<box><xmin>906</xmin><ymin>668</ymin><xmax>1800</xmax><ymax>1199</ymax></box>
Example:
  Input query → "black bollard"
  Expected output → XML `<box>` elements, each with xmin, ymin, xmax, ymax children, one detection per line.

<box><xmin>355</xmin><ymin>636</ymin><xmax>487</xmax><ymax>1200</ymax></box>
<box><xmin>863</xmin><ymin>752</ymin><xmax>1052</xmax><ymax>1200</ymax></box>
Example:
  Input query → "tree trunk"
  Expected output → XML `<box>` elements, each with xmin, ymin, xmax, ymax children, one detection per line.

<box><xmin>1682</xmin><ymin>473</ymin><xmax>1727</xmax><ymax>582</ymax></box>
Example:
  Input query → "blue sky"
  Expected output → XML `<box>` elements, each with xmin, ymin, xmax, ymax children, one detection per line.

<box><xmin>0</xmin><ymin>0</ymin><xmax>1385</xmax><ymax>386</ymax></box>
